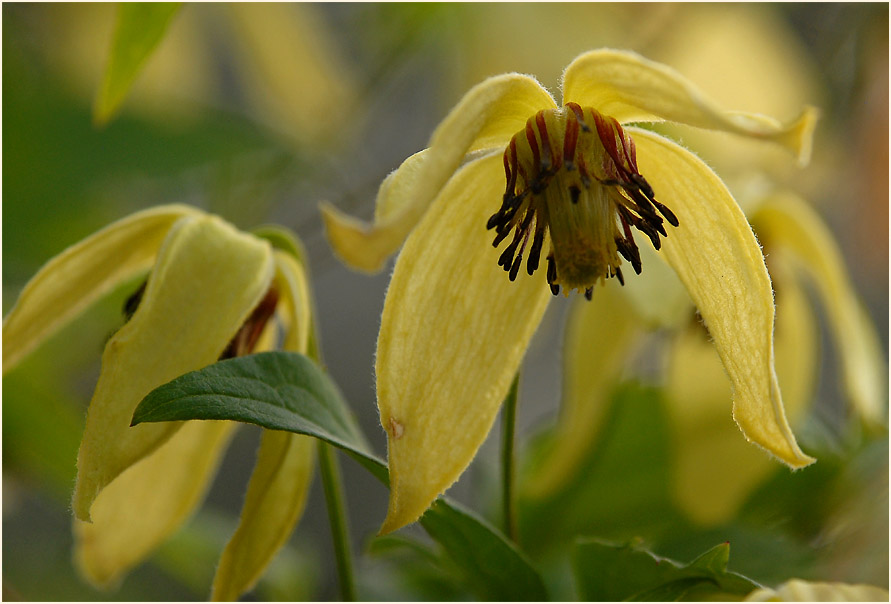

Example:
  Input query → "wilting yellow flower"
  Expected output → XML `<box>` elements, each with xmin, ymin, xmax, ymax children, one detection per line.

<box><xmin>2</xmin><ymin>206</ymin><xmax>315</xmax><ymax>600</ymax></box>
<box><xmin>745</xmin><ymin>579</ymin><xmax>889</xmax><ymax>602</ymax></box>
<box><xmin>321</xmin><ymin>49</ymin><xmax>818</xmax><ymax>533</ymax></box>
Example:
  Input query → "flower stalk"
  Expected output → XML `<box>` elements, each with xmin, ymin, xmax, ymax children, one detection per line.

<box><xmin>319</xmin><ymin>442</ymin><xmax>357</xmax><ymax>601</ymax></box>
<box><xmin>501</xmin><ymin>373</ymin><xmax>520</xmax><ymax>543</ymax></box>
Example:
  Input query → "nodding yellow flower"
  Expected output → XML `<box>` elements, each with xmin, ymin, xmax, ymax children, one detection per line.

<box><xmin>3</xmin><ymin>206</ymin><xmax>315</xmax><ymax>600</ymax></box>
<box><xmin>322</xmin><ymin>49</ymin><xmax>818</xmax><ymax>534</ymax></box>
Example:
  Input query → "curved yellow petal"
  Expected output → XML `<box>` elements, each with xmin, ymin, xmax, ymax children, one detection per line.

<box><xmin>745</xmin><ymin>579</ymin><xmax>889</xmax><ymax>602</ymax></box>
<box><xmin>667</xmin><ymin>263</ymin><xmax>817</xmax><ymax>525</ymax></box>
<box><xmin>376</xmin><ymin>152</ymin><xmax>552</xmax><ymax>533</ymax></box>
<box><xmin>73</xmin><ymin>215</ymin><xmax>275</xmax><ymax>520</ymax></box>
<box><xmin>212</xmin><ymin>431</ymin><xmax>316</xmax><ymax>601</ymax></box>
<box><xmin>2</xmin><ymin>204</ymin><xmax>202</xmax><ymax>373</ymax></box>
<box><xmin>751</xmin><ymin>193</ymin><xmax>887</xmax><ymax>428</ymax></box>
<box><xmin>75</xmin><ymin>419</ymin><xmax>236</xmax><ymax>588</ymax></box>
<box><xmin>322</xmin><ymin>74</ymin><xmax>556</xmax><ymax>273</ymax></box>
<box><xmin>211</xmin><ymin>249</ymin><xmax>317</xmax><ymax>602</ymax></box>
<box><xmin>630</xmin><ymin>129</ymin><xmax>814</xmax><ymax>468</ymax></box>
<box><xmin>562</xmin><ymin>49</ymin><xmax>817</xmax><ymax>164</ymax></box>
<box><xmin>524</xmin><ymin>284</ymin><xmax>642</xmax><ymax>498</ymax></box>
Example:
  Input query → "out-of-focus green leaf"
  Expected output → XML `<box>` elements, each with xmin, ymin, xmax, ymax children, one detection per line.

<box><xmin>519</xmin><ymin>383</ymin><xmax>680</xmax><ymax>554</ymax></box>
<box><xmin>94</xmin><ymin>3</ymin><xmax>182</xmax><ymax>125</ymax></box>
<box><xmin>574</xmin><ymin>539</ymin><xmax>760</xmax><ymax>601</ymax></box>
<box><xmin>132</xmin><ymin>351</ymin><xmax>548</xmax><ymax>601</ymax></box>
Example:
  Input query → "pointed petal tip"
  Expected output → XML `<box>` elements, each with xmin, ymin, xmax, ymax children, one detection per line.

<box><xmin>787</xmin><ymin>105</ymin><xmax>819</xmax><ymax>167</ymax></box>
<box><xmin>319</xmin><ymin>201</ymin><xmax>390</xmax><ymax>274</ymax></box>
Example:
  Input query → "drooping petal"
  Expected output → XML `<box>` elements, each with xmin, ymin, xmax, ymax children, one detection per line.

<box><xmin>524</xmin><ymin>284</ymin><xmax>642</xmax><ymax>499</ymax></box>
<box><xmin>744</xmin><ymin>579</ymin><xmax>889</xmax><ymax>602</ymax></box>
<box><xmin>666</xmin><ymin>262</ymin><xmax>817</xmax><ymax>525</ymax></box>
<box><xmin>562</xmin><ymin>49</ymin><xmax>817</xmax><ymax>165</ymax></box>
<box><xmin>322</xmin><ymin>74</ymin><xmax>556</xmax><ymax>272</ymax></box>
<box><xmin>212</xmin><ymin>430</ymin><xmax>316</xmax><ymax>602</ymax></box>
<box><xmin>75</xmin><ymin>420</ymin><xmax>236</xmax><ymax>587</ymax></box>
<box><xmin>376</xmin><ymin>152</ymin><xmax>552</xmax><ymax>533</ymax></box>
<box><xmin>73</xmin><ymin>215</ymin><xmax>275</xmax><ymax>520</ymax></box>
<box><xmin>630</xmin><ymin>128</ymin><xmax>814</xmax><ymax>468</ymax></box>
<box><xmin>2</xmin><ymin>204</ymin><xmax>202</xmax><ymax>373</ymax></box>
<box><xmin>211</xmin><ymin>249</ymin><xmax>317</xmax><ymax>602</ymax></box>
<box><xmin>751</xmin><ymin>193</ymin><xmax>887</xmax><ymax>427</ymax></box>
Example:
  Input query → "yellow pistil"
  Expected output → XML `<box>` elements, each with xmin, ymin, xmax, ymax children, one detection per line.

<box><xmin>487</xmin><ymin>103</ymin><xmax>678</xmax><ymax>298</ymax></box>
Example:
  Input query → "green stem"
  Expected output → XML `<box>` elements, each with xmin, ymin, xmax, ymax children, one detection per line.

<box><xmin>501</xmin><ymin>373</ymin><xmax>520</xmax><ymax>543</ymax></box>
<box><xmin>319</xmin><ymin>442</ymin><xmax>357</xmax><ymax>601</ymax></box>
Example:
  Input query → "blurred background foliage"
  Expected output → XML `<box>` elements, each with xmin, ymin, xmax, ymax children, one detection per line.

<box><xmin>2</xmin><ymin>3</ymin><xmax>887</xmax><ymax>600</ymax></box>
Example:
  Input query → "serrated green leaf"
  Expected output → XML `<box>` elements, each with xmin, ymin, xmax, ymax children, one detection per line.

<box><xmin>94</xmin><ymin>3</ymin><xmax>182</xmax><ymax>125</ymax></box>
<box><xmin>574</xmin><ymin>539</ymin><xmax>760</xmax><ymax>601</ymax></box>
<box><xmin>132</xmin><ymin>351</ymin><xmax>548</xmax><ymax>601</ymax></box>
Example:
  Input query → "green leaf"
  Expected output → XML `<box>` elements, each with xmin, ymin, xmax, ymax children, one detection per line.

<box><xmin>132</xmin><ymin>351</ymin><xmax>548</xmax><ymax>601</ymax></box>
<box><xmin>94</xmin><ymin>3</ymin><xmax>182</xmax><ymax>126</ymax></box>
<box><xmin>573</xmin><ymin>539</ymin><xmax>760</xmax><ymax>601</ymax></box>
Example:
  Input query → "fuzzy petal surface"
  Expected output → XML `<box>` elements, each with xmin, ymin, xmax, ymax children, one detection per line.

<box><xmin>745</xmin><ymin>579</ymin><xmax>889</xmax><ymax>602</ymax></box>
<box><xmin>630</xmin><ymin>129</ymin><xmax>813</xmax><ymax>468</ymax></box>
<box><xmin>524</xmin><ymin>284</ymin><xmax>642</xmax><ymax>498</ymax></box>
<box><xmin>751</xmin><ymin>193</ymin><xmax>886</xmax><ymax>427</ymax></box>
<box><xmin>73</xmin><ymin>215</ymin><xmax>274</xmax><ymax>520</ymax></box>
<box><xmin>2</xmin><ymin>204</ymin><xmax>202</xmax><ymax>372</ymax></box>
<box><xmin>75</xmin><ymin>419</ymin><xmax>236</xmax><ymax>587</ymax></box>
<box><xmin>562</xmin><ymin>49</ymin><xmax>817</xmax><ymax>164</ymax></box>
<box><xmin>322</xmin><ymin>74</ymin><xmax>556</xmax><ymax>272</ymax></box>
<box><xmin>212</xmin><ymin>430</ymin><xmax>316</xmax><ymax>601</ymax></box>
<box><xmin>667</xmin><ymin>262</ymin><xmax>816</xmax><ymax>525</ymax></box>
<box><xmin>376</xmin><ymin>152</ymin><xmax>552</xmax><ymax>533</ymax></box>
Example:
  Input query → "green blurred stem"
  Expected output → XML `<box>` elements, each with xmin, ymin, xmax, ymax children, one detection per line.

<box><xmin>319</xmin><ymin>443</ymin><xmax>357</xmax><ymax>601</ymax></box>
<box><xmin>501</xmin><ymin>373</ymin><xmax>520</xmax><ymax>542</ymax></box>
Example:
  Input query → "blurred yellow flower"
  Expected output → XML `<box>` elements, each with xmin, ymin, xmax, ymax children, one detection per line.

<box><xmin>321</xmin><ymin>49</ymin><xmax>818</xmax><ymax>533</ymax></box>
<box><xmin>530</xmin><ymin>190</ymin><xmax>885</xmax><ymax>526</ymax></box>
<box><xmin>745</xmin><ymin>578</ymin><xmax>889</xmax><ymax>602</ymax></box>
<box><xmin>2</xmin><ymin>206</ymin><xmax>316</xmax><ymax>600</ymax></box>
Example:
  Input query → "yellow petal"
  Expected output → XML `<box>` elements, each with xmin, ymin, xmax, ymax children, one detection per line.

<box><xmin>322</xmin><ymin>74</ymin><xmax>556</xmax><ymax>272</ymax></box>
<box><xmin>73</xmin><ymin>215</ymin><xmax>275</xmax><ymax>520</ymax></box>
<box><xmin>630</xmin><ymin>129</ymin><xmax>814</xmax><ymax>468</ymax></box>
<box><xmin>212</xmin><ymin>249</ymin><xmax>317</xmax><ymax>601</ymax></box>
<box><xmin>211</xmin><ymin>431</ymin><xmax>316</xmax><ymax>601</ymax></box>
<box><xmin>751</xmin><ymin>193</ymin><xmax>887</xmax><ymax>428</ymax></box>
<box><xmin>2</xmin><ymin>204</ymin><xmax>202</xmax><ymax>373</ymax></box>
<box><xmin>272</xmin><ymin>251</ymin><xmax>312</xmax><ymax>354</ymax></box>
<box><xmin>376</xmin><ymin>152</ymin><xmax>552</xmax><ymax>533</ymax></box>
<box><xmin>75</xmin><ymin>420</ymin><xmax>236</xmax><ymax>588</ymax></box>
<box><xmin>524</xmin><ymin>284</ymin><xmax>642</xmax><ymax>498</ymax></box>
<box><xmin>666</xmin><ymin>264</ymin><xmax>817</xmax><ymax>525</ymax></box>
<box><xmin>562</xmin><ymin>49</ymin><xmax>817</xmax><ymax>164</ymax></box>
<box><xmin>745</xmin><ymin>579</ymin><xmax>889</xmax><ymax>602</ymax></box>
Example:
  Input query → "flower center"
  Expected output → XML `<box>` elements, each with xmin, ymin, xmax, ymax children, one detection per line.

<box><xmin>486</xmin><ymin>103</ymin><xmax>678</xmax><ymax>299</ymax></box>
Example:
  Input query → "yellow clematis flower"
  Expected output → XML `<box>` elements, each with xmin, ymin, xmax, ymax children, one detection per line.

<box><xmin>531</xmin><ymin>189</ymin><xmax>885</xmax><ymax>526</ymax></box>
<box><xmin>744</xmin><ymin>579</ymin><xmax>889</xmax><ymax>602</ymax></box>
<box><xmin>3</xmin><ymin>205</ymin><xmax>316</xmax><ymax>600</ymax></box>
<box><xmin>321</xmin><ymin>49</ymin><xmax>818</xmax><ymax>533</ymax></box>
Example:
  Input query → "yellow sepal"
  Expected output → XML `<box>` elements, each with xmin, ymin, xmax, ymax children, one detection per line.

<box><xmin>322</xmin><ymin>73</ymin><xmax>556</xmax><ymax>273</ymax></box>
<box><xmin>75</xmin><ymin>420</ymin><xmax>236</xmax><ymax>587</ymax></box>
<box><xmin>376</xmin><ymin>152</ymin><xmax>552</xmax><ymax>533</ymax></box>
<box><xmin>2</xmin><ymin>204</ymin><xmax>202</xmax><ymax>373</ymax></box>
<box><xmin>666</xmin><ymin>260</ymin><xmax>817</xmax><ymax>525</ymax></box>
<box><xmin>751</xmin><ymin>193</ymin><xmax>887</xmax><ymax>427</ymax></box>
<box><xmin>630</xmin><ymin>128</ymin><xmax>814</xmax><ymax>468</ymax></box>
<box><xmin>211</xmin><ymin>248</ymin><xmax>317</xmax><ymax>601</ymax></box>
<box><xmin>562</xmin><ymin>49</ymin><xmax>817</xmax><ymax>165</ymax></box>
<box><xmin>524</xmin><ymin>283</ymin><xmax>642</xmax><ymax>498</ymax></box>
<box><xmin>73</xmin><ymin>214</ymin><xmax>275</xmax><ymax>520</ymax></box>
